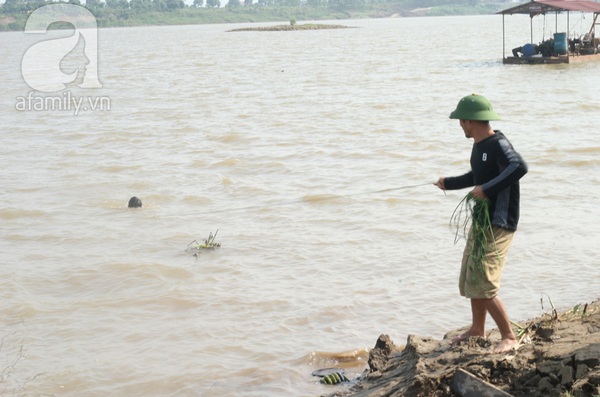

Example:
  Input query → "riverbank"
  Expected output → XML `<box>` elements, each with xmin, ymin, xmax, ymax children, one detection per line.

<box><xmin>324</xmin><ymin>299</ymin><xmax>600</xmax><ymax>397</ymax></box>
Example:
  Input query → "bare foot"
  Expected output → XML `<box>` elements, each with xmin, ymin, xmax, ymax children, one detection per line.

<box><xmin>450</xmin><ymin>329</ymin><xmax>484</xmax><ymax>345</ymax></box>
<box><xmin>490</xmin><ymin>337</ymin><xmax>519</xmax><ymax>354</ymax></box>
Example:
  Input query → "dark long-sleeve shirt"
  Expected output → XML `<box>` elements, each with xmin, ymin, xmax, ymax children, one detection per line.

<box><xmin>444</xmin><ymin>131</ymin><xmax>528</xmax><ymax>231</ymax></box>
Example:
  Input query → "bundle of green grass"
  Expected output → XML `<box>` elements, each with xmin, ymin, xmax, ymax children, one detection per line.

<box><xmin>451</xmin><ymin>193</ymin><xmax>499</xmax><ymax>274</ymax></box>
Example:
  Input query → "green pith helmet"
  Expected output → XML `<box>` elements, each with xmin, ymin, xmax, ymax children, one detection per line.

<box><xmin>449</xmin><ymin>94</ymin><xmax>500</xmax><ymax>121</ymax></box>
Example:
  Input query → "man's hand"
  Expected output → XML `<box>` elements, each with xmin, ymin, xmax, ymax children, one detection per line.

<box><xmin>471</xmin><ymin>185</ymin><xmax>487</xmax><ymax>200</ymax></box>
<box><xmin>434</xmin><ymin>177</ymin><xmax>445</xmax><ymax>190</ymax></box>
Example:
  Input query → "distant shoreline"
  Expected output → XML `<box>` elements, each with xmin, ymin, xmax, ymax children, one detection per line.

<box><xmin>0</xmin><ymin>3</ymin><xmax>503</xmax><ymax>32</ymax></box>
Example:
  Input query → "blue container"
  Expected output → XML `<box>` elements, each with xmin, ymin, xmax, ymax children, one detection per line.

<box><xmin>554</xmin><ymin>32</ymin><xmax>568</xmax><ymax>55</ymax></box>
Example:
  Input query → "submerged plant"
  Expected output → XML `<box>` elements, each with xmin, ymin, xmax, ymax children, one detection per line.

<box><xmin>450</xmin><ymin>193</ymin><xmax>498</xmax><ymax>274</ymax></box>
<box><xmin>187</xmin><ymin>230</ymin><xmax>221</xmax><ymax>254</ymax></box>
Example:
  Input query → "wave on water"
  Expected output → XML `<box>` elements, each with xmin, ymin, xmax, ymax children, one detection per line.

<box><xmin>300</xmin><ymin>194</ymin><xmax>348</xmax><ymax>205</ymax></box>
<box><xmin>302</xmin><ymin>348</ymin><xmax>370</xmax><ymax>371</ymax></box>
<box><xmin>0</xmin><ymin>208</ymin><xmax>47</xmax><ymax>219</ymax></box>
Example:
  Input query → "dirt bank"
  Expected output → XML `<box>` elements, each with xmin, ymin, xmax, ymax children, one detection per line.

<box><xmin>323</xmin><ymin>299</ymin><xmax>600</xmax><ymax>397</ymax></box>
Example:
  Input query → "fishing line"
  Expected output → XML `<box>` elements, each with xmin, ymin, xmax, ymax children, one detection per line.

<box><xmin>178</xmin><ymin>182</ymin><xmax>433</xmax><ymax>217</ymax></box>
<box><xmin>346</xmin><ymin>183</ymin><xmax>433</xmax><ymax>196</ymax></box>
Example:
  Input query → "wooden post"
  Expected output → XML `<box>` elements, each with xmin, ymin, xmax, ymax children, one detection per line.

<box><xmin>451</xmin><ymin>368</ymin><xmax>515</xmax><ymax>397</ymax></box>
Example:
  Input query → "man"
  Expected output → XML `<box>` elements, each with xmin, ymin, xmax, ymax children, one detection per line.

<box><xmin>434</xmin><ymin>94</ymin><xmax>528</xmax><ymax>354</ymax></box>
<box><xmin>511</xmin><ymin>43</ymin><xmax>539</xmax><ymax>57</ymax></box>
<box><xmin>128</xmin><ymin>196</ymin><xmax>143</xmax><ymax>208</ymax></box>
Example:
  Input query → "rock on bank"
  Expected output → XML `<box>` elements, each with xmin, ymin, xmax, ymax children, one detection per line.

<box><xmin>324</xmin><ymin>299</ymin><xmax>600</xmax><ymax>397</ymax></box>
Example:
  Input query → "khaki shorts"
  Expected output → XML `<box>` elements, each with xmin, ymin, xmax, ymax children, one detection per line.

<box><xmin>459</xmin><ymin>226</ymin><xmax>515</xmax><ymax>299</ymax></box>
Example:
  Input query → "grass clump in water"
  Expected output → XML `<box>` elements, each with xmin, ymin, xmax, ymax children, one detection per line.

<box><xmin>187</xmin><ymin>230</ymin><xmax>221</xmax><ymax>256</ymax></box>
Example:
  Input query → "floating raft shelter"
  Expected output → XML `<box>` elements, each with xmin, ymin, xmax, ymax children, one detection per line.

<box><xmin>498</xmin><ymin>0</ymin><xmax>600</xmax><ymax>64</ymax></box>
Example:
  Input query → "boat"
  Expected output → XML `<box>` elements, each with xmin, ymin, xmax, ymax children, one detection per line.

<box><xmin>498</xmin><ymin>0</ymin><xmax>600</xmax><ymax>64</ymax></box>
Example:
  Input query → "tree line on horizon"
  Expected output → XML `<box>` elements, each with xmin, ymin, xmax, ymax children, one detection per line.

<box><xmin>1</xmin><ymin>0</ymin><xmax>511</xmax><ymax>13</ymax></box>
